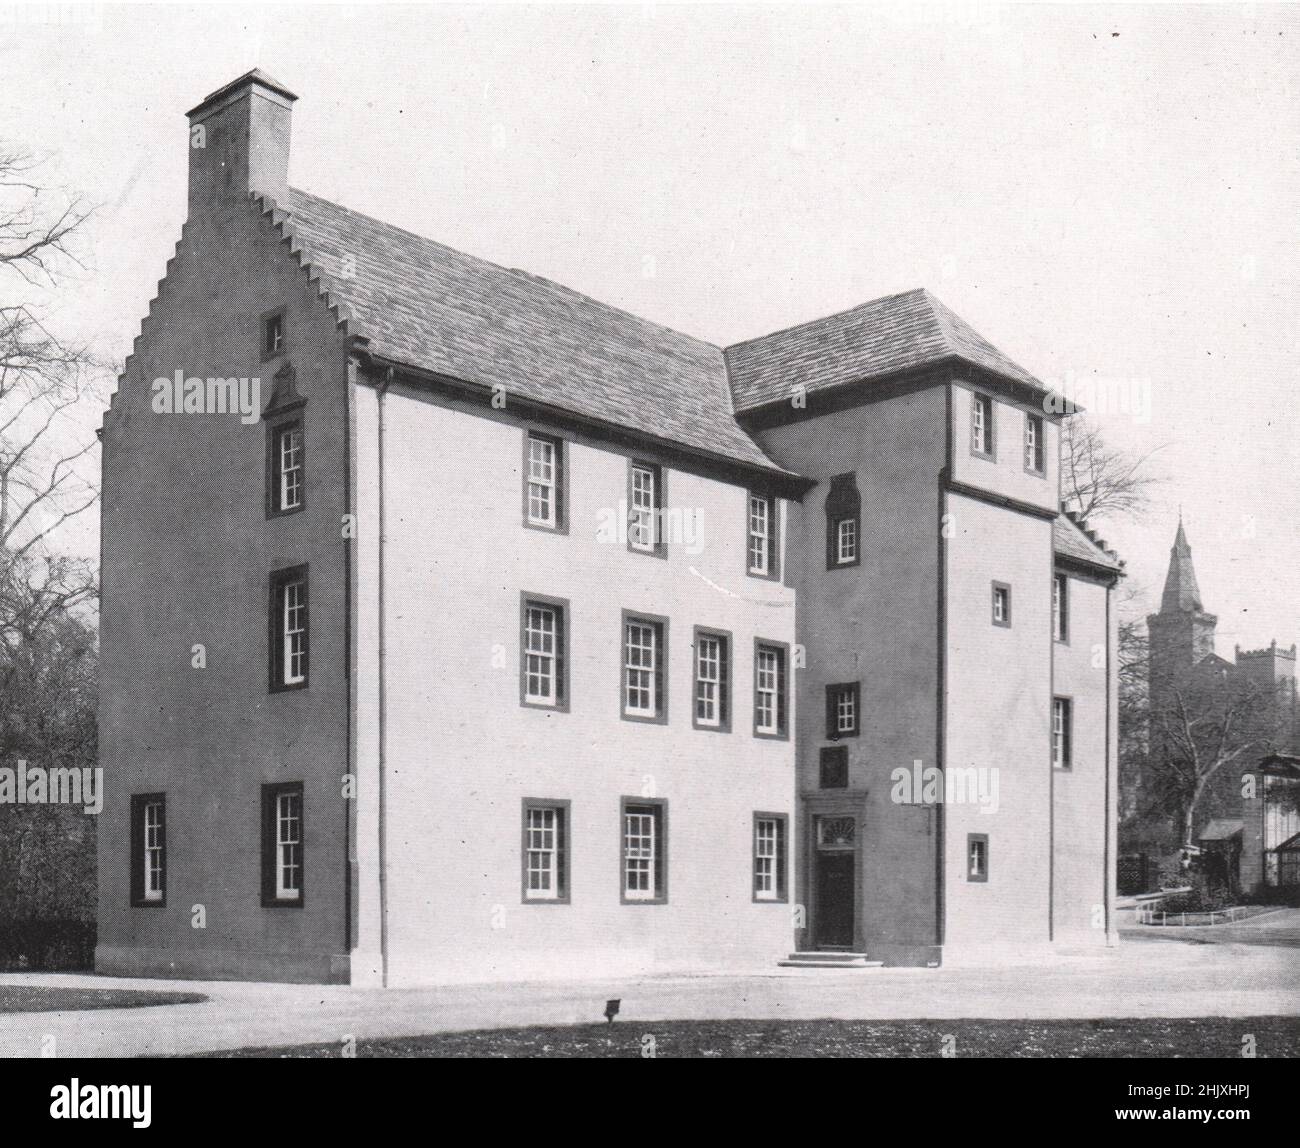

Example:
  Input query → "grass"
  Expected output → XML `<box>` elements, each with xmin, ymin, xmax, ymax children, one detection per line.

<box><xmin>0</xmin><ymin>986</ymin><xmax>206</xmax><ymax>1014</ymax></box>
<box><xmin>195</xmin><ymin>1016</ymin><xmax>1300</xmax><ymax>1058</ymax></box>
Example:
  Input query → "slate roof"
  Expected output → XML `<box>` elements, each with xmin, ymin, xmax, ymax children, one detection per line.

<box><xmin>1055</xmin><ymin>511</ymin><xmax>1123</xmax><ymax>572</ymax></box>
<box><xmin>1159</xmin><ymin>520</ymin><xmax>1204</xmax><ymax>613</ymax></box>
<box><xmin>724</xmin><ymin>288</ymin><xmax>1045</xmax><ymax>412</ymax></box>
<box><xmin>271</xmin><ymin>188</ymin><xmax>1120</xmax><ymax>578</ymax></box>
<box><xmin>283</xmin><ymin>189</ymin><xmax>787</xmax><ymax>475</ymax></box>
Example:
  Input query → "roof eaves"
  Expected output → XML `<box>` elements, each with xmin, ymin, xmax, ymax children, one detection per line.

<box><xmin>1058</xmin><ymin>508</ymin><xmax>1125</xmax><ymax>572</ymax></box>
<box><xmin>356</xmin><ymin>347</ymin><xmax>814</xmax><ymax>497</ymax></box>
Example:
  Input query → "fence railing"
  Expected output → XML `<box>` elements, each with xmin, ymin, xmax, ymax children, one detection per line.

<box><xmin>1135</xmin><ymin>904</ymin><xmax>1252</xmax><ymax>927</ymax></box>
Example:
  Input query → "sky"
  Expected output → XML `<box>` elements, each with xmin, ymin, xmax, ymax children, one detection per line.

<box><xmin>3</xmin><ymin>2</ymin><xmax>1297</xmax><ymax>652</ymax></box>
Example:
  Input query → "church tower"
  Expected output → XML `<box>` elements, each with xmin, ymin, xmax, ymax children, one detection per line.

<box><xmin>1147</xmin><ymin>519</ymin><xmax>1218</xmax><ymax>697</ymax></box>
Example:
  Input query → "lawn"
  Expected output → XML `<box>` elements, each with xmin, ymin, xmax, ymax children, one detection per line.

<box><xmin>196</xmin><ymin>1016</ymin><xmax>1300</xmax><ymax>1058</ymax></box>
<box><xmin>0</xmin><ymin>986</ymin><xmax>206</xmax><ymax>1014</ymax></box>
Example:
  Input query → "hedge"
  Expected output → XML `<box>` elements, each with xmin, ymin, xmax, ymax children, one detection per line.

<box><xmin>0</xmin><ymin>919</ymin><xmax>96</xmax><ymax>971</ymax></box>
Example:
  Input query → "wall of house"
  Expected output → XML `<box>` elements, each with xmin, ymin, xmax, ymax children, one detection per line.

<box><xmin>367</xmin><ymin>382</ymin><xmax>798</xmax><ymax>984</ymax></box>
<box><xmin>348</xmin><ymin>373</ymin><xmax>384</xmax><ymax>984</ymax></box>
<box><xmin>752</xmin><ymin>384</ymin><xmax>945</xmax><ymax>965</ymax></box>
<box><xmin>949</xmin><ymin>380</ymin><xmax>1058</xmax><ymax>511</ymax></box>
<box><xmin>96</xmin><ymin>186</ymin><xmax>353</xmax><ymax>982</ymax></box>
<box><xmin>942</xmin><ymin>490</ymin><xmax>1053</xmax><ymax>958</ymax></box>
<box><xmin>1051</xmin><ymin>569</ymin><xmax>1115</xmax><ymax>944</ymax></box>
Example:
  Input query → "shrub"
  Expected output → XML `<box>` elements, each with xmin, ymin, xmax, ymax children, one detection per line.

<box><xmin>0</xmin><ymin>919</ymin><xmax>96</xmax><ymax>971</ymax></box>
<box><xmin>1158</xmin><ymin>883</ymin><xmax>1236</xmax><ymax>913</ymax></box>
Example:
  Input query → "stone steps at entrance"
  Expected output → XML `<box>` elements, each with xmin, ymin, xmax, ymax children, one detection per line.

<box><xmin>777</xmin><ymin>951</ymin><xmax>884</xmax><ymax>969</ymax></box>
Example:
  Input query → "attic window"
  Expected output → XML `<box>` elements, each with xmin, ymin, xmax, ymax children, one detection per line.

<box><xmin>262</xmin><ymin>310</ymin><xmax>286</xmax><ymax>360</ymax></box>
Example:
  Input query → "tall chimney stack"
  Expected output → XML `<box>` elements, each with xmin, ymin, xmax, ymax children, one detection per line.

<box><xmin>186</xmin><ymin>70</ymin><xmax>298</xmax><ymax>220</ymax></box>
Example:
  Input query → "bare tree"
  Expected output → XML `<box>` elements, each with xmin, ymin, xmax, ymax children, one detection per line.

<box><xmin>0</xmin><ymin>146</ymin><xmax>103</xmax><ymax>645</ymax></box>
<box><xmin>0</xmin><ymin>606</ymin><xmax>97</xmax><ymax>925</ymax></box>
<box><xmin>1060</xmin><ymin>414</ymin><xmax>1164</xmax><ymax>526</ymax></box>
<box><xmin>1146</xmin><ymin>668</ymin><xmax>1285</xmax><ymax>849</ymax></box>
<box><xmin>1116</xmin><ymin>588</ymin><xmax>1150</xmax><ymax>826</ymax></box>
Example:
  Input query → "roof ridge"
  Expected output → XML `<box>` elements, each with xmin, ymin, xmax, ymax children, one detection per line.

<box><xmin>723</xmin><ymin>287</ymin><xmax>930</xmax><ymax>354</ymax></box>
<box><xmin>922</xmin><ymin>290</ymin><xmax>1043</xmax><ymax>383</ymax></box>
<box><xmin>921</xmin><ymin>289</ymin><xmax>974</xmax><ymax>357</ymax></box>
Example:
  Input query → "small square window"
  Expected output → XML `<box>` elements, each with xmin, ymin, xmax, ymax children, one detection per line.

<box><xmin>991</xmin><ymin>582</ymin><xmax>1011</xmax><ymax>628</ymax></box>
<box><xmin>967</xmin><ymin>833</ymin><xmax>989</xmax><ymax>882</ymax></box>
<box><xmin>825</xmin><ymin>682</ymin><xmax>860</xmax><ymax>739</ymax></box>
<box><xmin>262</xmin><ymin>310</ymin><xmax>286</xmax><ymax>360</ymax></box>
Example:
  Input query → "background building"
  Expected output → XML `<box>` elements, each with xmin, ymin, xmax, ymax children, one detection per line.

<box><xmin>1137</xmin><ymin>520</ymin><xmax>1299</xmax><ymax>885</ymax></box>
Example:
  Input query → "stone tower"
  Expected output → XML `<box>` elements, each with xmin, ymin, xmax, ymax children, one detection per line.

<box><xmin>1147</xmin><ymin>519</ymin><xmax>1218</xmax><ymax>698</ymax></box>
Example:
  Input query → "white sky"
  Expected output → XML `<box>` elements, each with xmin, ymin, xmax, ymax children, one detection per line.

<box><xmin>3</xmin><ymin>2</ymin><xmax>1297</xmax><ymax>652</ymax></box>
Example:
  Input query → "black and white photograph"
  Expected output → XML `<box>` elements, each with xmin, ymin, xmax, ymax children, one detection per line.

<box><xmin>0</xmin><ymin>0</ymin><xmax>1296</xmax><ymax>1122</ymax></box>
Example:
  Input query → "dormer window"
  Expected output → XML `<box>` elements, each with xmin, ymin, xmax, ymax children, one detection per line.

<box><xmin>262</xmin><ymin>309</ymin><xmax>286</xmax><ymax>360</ymax></box>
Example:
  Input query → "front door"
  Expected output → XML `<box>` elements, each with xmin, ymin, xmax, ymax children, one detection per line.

<box><xmin>813</xmin><ymin>812</ymin><xmax>857</xmax><ymax>949</ymax></box>
<box><xmin>815</xmin><ymin>853</ymin><xmax>855</xmax><ymax>947</ymax></box>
